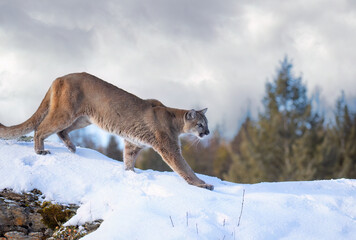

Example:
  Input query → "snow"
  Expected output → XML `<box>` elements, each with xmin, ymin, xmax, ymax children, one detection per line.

<box><xmin>1</xmin><ymin>139</ymin><xmax>356</xmax><ymax>240</ymax></box>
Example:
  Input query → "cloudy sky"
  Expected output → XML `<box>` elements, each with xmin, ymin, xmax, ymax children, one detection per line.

<box><xmin>1</xmin><ymin>0</ymin><xmax>356</xmax><ymax>139</ymax></box>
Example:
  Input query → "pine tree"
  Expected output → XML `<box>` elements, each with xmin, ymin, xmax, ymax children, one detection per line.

<box><xmin>180</xmin><ymin>132</ymin><xmax>218</xmax><ymax>176</ymax></box>
<box><xmin>106</xmin><ymin>135</ymin><xmax>123</xmax><ymax>161</ymax></box>
<box><xmin>227</xmin><ymin>117</ymin><xmax>264</xmax><ymax>183</ymax></box>
<box><xmin>317</xmin><ymin>93</ymin><xmax>356</xmax><ymax>179</ymax></box>
<box><xmin>292</xmin><ymin>113</ymin><xmax>325</xmax><ymax>180</ymax></box>
<box><xmin>136</xmin><ymin>148</ymin><xmax>171</xmax><ymax>171</ymax></box>
<box><xmin>213</xmin><ymin>143</ymin><xmax>232</xmax><ymax>180</ymax></box>
<box><xmin>228</xmin><ymin>57</ymin><xmax>324</xmax><ymax>182</ymax></box>
<box><xmin>260</xmin><ymin>57</ymin><xmax>314</xmax><ymax>180</ymax></box>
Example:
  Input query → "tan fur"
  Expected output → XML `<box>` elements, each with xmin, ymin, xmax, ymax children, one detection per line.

<box><xmin>0</xmin><ymin>73</ymin><xmax>213</xmax><ymax>190</ymax></box>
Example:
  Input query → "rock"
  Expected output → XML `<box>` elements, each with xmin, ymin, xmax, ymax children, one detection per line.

<box><xmin>84</xmin><ymin>219</ymin><xmax>104</xmax><ymax>233</ymax></box>
<box><xmin>28</xmin><ymin>213</ymin><xmax>44</xmax><ymax>232</ymax></box>
<box><xmin>0</xmin><ymin>189</ymin><xmax>46</xmax><ymax>235</ymax></box>
<box><xmin>3</xmin><ymin>231</ymin><xmax>43</xmax><ymax>240</ymax></box>
<box><xmin>28</xmin><ymin>231</ymin><xmax>43</xmax><ymax>239</ymax></box>
<box><xmin>4</xmin><ymin>231</ymin><xmax>27</xmax><ymax>240</ymax></box>
<box><xmin>44</xmin><ymin>228</ymin><xmax>53</xmax><ymax>237</ymax></box>
<box><xmin>0</xmin><ymin>189</ymin><xmax>102</xmax><ymax>239</ymax></box>
<box><xmin>0</xmin><ymin>189</ymin><xmax>23</xmax><ymax>201</ymax></box>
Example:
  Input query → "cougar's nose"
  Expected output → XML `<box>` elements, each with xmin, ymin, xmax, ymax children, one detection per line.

<box><xmin>205</xmin><ymin>129</ymin><xmax>210</xmax><ymax>135</ymax></box>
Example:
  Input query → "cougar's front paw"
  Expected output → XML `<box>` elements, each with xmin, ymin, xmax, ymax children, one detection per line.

<box><xmin>197</xmin><ymin>183</ymin><xmax>214</xmax><ymax>191</ymax></box>
<box><xmin>36</xmin><ymin>150</ymin><xmax>51</xmax><ymax>155</ymax></box>
<box><xmin>124</xmin><ymin>166</ymin><xmax>135</xmax><ymax>172</ymax></box>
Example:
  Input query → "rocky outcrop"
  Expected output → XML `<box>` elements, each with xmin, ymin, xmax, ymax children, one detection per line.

<box><xmin>0</xmin><ymin>189</ymin><xmax>102</xmax><ymax>240</ymax></box>
<box><xmin>0</xmin><ymin>189</ymin><xmax>46</xmax><ymax>239</ymax></box>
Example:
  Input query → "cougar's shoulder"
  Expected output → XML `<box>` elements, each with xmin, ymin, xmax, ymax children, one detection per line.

<box><xmin>146</xmin><ymin>99</ymin><xmax>166</xmax><ymax>108</ymax></box>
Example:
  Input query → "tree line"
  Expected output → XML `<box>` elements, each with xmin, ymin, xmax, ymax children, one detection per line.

<box><xmin>73</xmin><ymin>57</ymin><xmax>356</xmax><ymax>183</ymax></box>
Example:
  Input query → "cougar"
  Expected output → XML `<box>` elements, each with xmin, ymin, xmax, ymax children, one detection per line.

<box><xmin>0</xmin><ymin>73</ymin><xmax>213</xmax><ymax>190</ymax></box>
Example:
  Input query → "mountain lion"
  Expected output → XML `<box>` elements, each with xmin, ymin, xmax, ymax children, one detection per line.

<box><xmin>0</xmin><ymin>73</ymin><xmax>213</xmax><ymax>190</ymax></box>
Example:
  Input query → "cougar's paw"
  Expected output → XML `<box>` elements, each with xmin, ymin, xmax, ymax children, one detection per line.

<box><xmin>67</xmin><ymin>144</ymin><xmax>76</xmax><ymax>153</ymax></box>
<box><xmin>124</xmin><ymin>167</ymin><xmax>135</xmax><ymax>172</ymax></box>
<box><xmin>198</xmin><ymin>183</ymin><xmax>214</xmax><ymax>191</ymax></box>
<box><xmin>36</xmin><ymin>150</ymin><xmax>51</xmax><ymax>155</ymax></box>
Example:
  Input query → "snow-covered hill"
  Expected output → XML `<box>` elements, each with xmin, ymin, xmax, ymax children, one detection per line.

<box><xmin>0</xmin><ymin>140</ymin><xmax>355</xmax><ymax>240</ymax></box>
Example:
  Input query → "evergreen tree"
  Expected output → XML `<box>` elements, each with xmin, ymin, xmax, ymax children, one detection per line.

<box><xmin>291</xmin><ymin>113</ymin><xmax>325</xmax><ymax>180</ymax></box>
<box><xmin>136</xmin><ymin>148</ymin><xmax>171</xmax><ymax>172</ymax></box>
<box><xmin>106</xmin><ymin>135</ymin><xmax>123</xmax><ymax>161</ymax></box>
<box><xmin>260</xmin><ymin>57</ymin><xmax>309</xmax><ymax>180</ymax></box>
<box><xmin>180</xmin><ymin>133</ymin><xmax>218</xmax><ymax>176</ymax></box>
<box><xmin>260</xmin><ymin>57</ymin><xmax>327</xmax><ymax>181</ymax></box>
<box><xmin>229</xmin><ymin>57</ymin><xmax>324</xmax><ymax>182</ymax></box>
<box><xmin>317</xmin><ymin>93</ymin><xmax>356</xmax><ymax>179</ymax></box>
<box><xmin>213</xmin><ymin>143</ymin><xmax>232</xmax><ymax>180</ymax></box>
<box><xmin>227</xmin><ymin>117</ymin><xmax>264</xmax><ymax>183</ymax></box>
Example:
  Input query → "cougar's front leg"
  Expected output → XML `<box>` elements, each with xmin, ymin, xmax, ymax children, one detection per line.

<box><xmin>123</xmin><ymin>140</ymin><xmax>142</xmax><ymax>171</ymax></box>
<box><xmin>154</xmin><ymin>140</ymin><xmax>214</xmax><ymax>190</ymax></box>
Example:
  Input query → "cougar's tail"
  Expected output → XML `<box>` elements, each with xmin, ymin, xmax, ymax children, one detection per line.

<box><xmin>0</xmin><ymin>87</ymin><xmax>52</xmax><ymax>139</ymax></box>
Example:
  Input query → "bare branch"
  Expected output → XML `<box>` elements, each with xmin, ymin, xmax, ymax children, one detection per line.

<box><xmin>237</xmin><ymin>189</ymin><xmax>246</xmax><ymax>227</ymax></box>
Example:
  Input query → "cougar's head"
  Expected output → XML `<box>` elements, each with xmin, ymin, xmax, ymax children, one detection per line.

<box><xmin>184</xmin><ymin>108</ymin><xmax>210</xmax><ymax>138</ymax></box>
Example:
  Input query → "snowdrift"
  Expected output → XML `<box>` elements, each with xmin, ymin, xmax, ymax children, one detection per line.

<box><xmin>0</xmin><ymin>140</ymin><xmax>355</xmax><ymax>240</ymax></box>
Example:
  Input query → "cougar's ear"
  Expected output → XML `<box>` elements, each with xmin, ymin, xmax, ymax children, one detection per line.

<box><xmin>200</xmin><ymin>108</ymin><xmax>208</xmax><ymax>115</ymax></box>
<box><xmin>186</xmin><ymin>109</ymin><xmax>197</xmax><ymax>120</ymax></box>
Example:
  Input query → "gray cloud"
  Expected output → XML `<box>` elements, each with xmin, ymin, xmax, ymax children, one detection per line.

<box><xmin>1</xmin><ymin>0</ymin><xmax>356</xmax><ymax>139</ymax></box>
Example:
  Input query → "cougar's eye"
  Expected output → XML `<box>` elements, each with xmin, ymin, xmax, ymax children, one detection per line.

<box><xmin>197</xmin><ymin>123</ymin><xmax>203</xmax><ymax>128</ymax></box>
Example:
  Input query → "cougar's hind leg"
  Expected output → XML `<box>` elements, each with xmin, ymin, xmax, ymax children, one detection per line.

<box><xmin>57</xmin><ymin>130</ymin><xmax>76</xmax><ymax>153</ymax></box>
<box><xmin>34</xmin><ymin>113</ymin><xmax>75</xmax><ymax>155</ymax></box>
<box><xmin>57</xmin><ymin>116</ymin><xmax>91</xmax><ymax>153</ymax></box>
<box><xmin>123</xmin><ymin>140</ymin><xmax>142</xmax><ymax>171</ymax></box>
